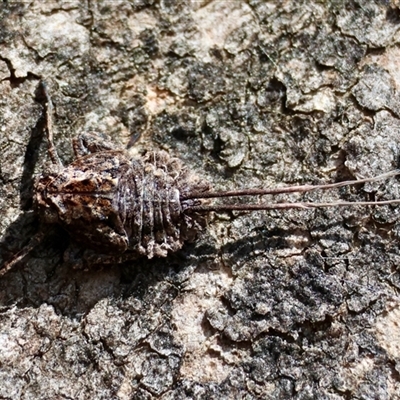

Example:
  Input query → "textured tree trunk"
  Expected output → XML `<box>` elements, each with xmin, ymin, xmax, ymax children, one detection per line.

<box><xmin>1</xmin><ymin>1</ymin><xmax>400</xmax><ymax>399</ymax></box>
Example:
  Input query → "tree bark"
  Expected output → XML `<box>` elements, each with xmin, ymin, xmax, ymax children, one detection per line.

<box><xmin>1</xmin><ymin>1</ymin><xmax>400</xmax><ymax>399</ymax></box>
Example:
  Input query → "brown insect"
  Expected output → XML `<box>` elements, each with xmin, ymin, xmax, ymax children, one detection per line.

<box><xmin>1</xmin><ymin>81</ymin><xmax>400</xmax><ymax>276</ymax></box>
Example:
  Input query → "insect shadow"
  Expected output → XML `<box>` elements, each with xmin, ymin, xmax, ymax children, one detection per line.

<box><xmin>0</xmin><ymin>86</ymin><xmax>50</xmax><ymax>275</ymax></box>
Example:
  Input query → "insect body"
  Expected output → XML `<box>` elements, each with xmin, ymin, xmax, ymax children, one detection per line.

<box><xmin>35</xmin><ymin>136</ymin><xmax>210</xmax><ymax>260</ymax></box>
<box><xmin>2</xmin><ymin>81</ymin><xmax>400</xmax><ymax>276</ymax></box>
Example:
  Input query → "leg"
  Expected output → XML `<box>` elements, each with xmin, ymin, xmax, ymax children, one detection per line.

<box><xmin>40</xmin><ymin>81</ymin><xmax>62</xmax><ymax>166</ymax></box>
<box><xmin>0</xmin><ymin>230</ymin><xmax>47</xmax><ymax>277</ymax></box>
<box><xmin>72</xmin><ymin>132</ymin><xmax>120</xmax><ymax>158</ymax></box>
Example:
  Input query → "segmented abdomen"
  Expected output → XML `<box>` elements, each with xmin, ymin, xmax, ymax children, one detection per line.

<box><xmin>120</xmin><ymin>151</ymin><xmax>210</xmax><ymax>258</ymax></box>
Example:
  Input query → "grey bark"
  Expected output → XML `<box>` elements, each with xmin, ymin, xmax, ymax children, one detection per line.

<box><xmin>1</xmin><ymin>1</ymin><xmax>400</xmax><ymax>399</ymax></box>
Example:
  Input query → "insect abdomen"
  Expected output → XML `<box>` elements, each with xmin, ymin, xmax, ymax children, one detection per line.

<box><xmin>122</xmin><ymin>158</ymin><xmax>183</xmax><ymax>258</ymax></box>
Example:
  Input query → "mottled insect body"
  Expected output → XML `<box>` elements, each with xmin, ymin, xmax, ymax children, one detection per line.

<box><xmin>35</xmin><ymin>138</ymin><xmax>209</xmax><ymax>261</ymax></box>
<box><xmin>2</xmin><ymin>81</ymin><xmax>400</xmax><ymax>276</ymax></box>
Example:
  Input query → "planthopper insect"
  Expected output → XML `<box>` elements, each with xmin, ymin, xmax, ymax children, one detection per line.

<box><xmin>2</xmin><ymin>81</ymin><xmax>400</xmax><ymax>276</ymax></box>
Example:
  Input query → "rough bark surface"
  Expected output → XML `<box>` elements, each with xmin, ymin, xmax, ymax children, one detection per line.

<box><xmin>1</xmin><ymin>1</ymin><xmax>400</xmax><ymax>399</ymax></box>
